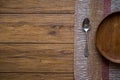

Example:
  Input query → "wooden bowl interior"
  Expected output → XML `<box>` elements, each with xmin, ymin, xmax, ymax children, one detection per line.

<box><xmin>96</xmin><ymin>12</ymin><xmax>120</xmax><ymax>63</ymax></box>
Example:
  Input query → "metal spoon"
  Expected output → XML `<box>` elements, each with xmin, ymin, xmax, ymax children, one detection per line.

<box><xmin>82</xmin><ymin>18</ymin><xmax>90</xmax><ymax>57</ymax></box>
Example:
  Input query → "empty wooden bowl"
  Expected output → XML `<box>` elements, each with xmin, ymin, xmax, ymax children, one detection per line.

<box><xmin>96</xmin><ymin>11</ymin><xmax>120</xmax><ymax>63</ymax></box>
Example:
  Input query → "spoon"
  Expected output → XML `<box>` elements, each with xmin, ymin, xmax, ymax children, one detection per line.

<box><xmin>82</xmin><ymin>18</ymin><xmax>90</xmax><ymax>57</ymax></box>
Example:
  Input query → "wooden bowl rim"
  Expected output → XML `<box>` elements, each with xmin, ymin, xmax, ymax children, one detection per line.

<box><xmin>96</xmin><ymin>11</ymin><xmax>120</xmax><ymax>63</ymax></box>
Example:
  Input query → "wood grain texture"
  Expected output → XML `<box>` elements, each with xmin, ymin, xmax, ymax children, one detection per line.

<box><xmin>87</xmin><ymin>0</ymin><xmax>104</xmax><ymax>80</ymax></box>
<box><xmin>96</xmin><ymin>12</ymin><xmax>120</xmax><ymax>63</ymax></box>
<box><xmin>0</xmin><ymin>14</ymin><xmax>74</xmax><ymax>43</ymax></box>
<box><xmin>0</xmin><ymin>14</ymin><xmax>74</xmax><ymax>24</ymax></box>
<box><xmin>0</xmin><ymin>44</ymin><xmax>73</xmax><ymax>72</ymax></box>
<box><xmin>0</xmin><ymin>0</ymin><xmax>75</xmax><ymax>14</ymax></box>
<box><xmin>0</xmin><ymin>73</ymin><xmax>74</xmax><ymax>80</ymax></box>
<box><xmin>0</xmin><ymin>0</ymin><xmax>75</xmax><ymax>80</ymax></box>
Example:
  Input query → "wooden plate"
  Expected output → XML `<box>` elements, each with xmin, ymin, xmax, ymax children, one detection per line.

<box><xmin>96</xmin><ymin>12</ymin><xmax>120</xmax><ymax>63</ymax></box>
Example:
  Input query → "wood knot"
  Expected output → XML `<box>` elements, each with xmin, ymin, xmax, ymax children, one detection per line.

<box><xmin>51</xmin><ymin>25</ymin><xmax>63</xmax><ymax>29</ymax></box>
<box><xmin>48</xmin><ymin>31</ymin><xmax>57</xmax><ymax>36</ymax></box>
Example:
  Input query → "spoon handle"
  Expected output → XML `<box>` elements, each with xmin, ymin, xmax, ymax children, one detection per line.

<box><xmin>84</xmin><ymin>32</ymin><xmax>88</xmax><ymax>57</ymax></box>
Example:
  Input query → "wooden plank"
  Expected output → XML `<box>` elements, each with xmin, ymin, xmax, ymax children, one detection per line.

<box><xmin>0</xmin><ymin>44</ymin><xmax>73</xmax><ymax>72</ymax></box>
<box><xmin>0</xmin><ymin>14</ymin><xmax>74</xmax><ymax>24</ymax></box>
<box><xmin>87</xmin><ymin>0</ymin><xmax>104</xmax><ymax>80</ymax></box>
<box><xmin>0</xmin><ymin>0</ymin><xmax>75</xmax><ymax>14</ymax></box>
<box><xmin>0</xmin><ymin>14</ymin><xmax>74</xmax><ymax>43</ymax></box>
<box><xmin>0</xmin><ymin>73</ymin><xmax>74</xmax><ymax>80</ymax></box>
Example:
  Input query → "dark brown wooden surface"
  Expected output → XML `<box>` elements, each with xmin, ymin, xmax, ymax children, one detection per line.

<box><xmin>96</xmin><ymin>12</ymin><xmax>120</xmax><ymax>63</ymax></box>
<box><xmin>0</xmin><ymin>44</ymin><xmax>73</xmax><ymax>72</ymax></box>
<box><xmin>0</xmin><ymin>73</ymin><xmax>74</xmax><ymax>80</ymax></box>
<box><xmin>0</xmin><ymin>0</ymin><xmax>75</xmax><ymax>80</ymax></box>
<box><xmin>0</xmin><ymin>14</ymin><xmax>74</xmax><ymax>43</ymax></box>
<box><xmin>0</xmin><ymin>0</ymin><xmax>75</xmax><ymax>14</ymax></box>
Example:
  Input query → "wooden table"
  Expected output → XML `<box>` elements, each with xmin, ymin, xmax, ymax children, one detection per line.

<box><xmin>0</xmin><ymin>0</ymin><xmax>75</xmax><ymax>80</ymax></box>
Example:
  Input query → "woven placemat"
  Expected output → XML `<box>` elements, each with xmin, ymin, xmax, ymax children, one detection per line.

<box><xmin>75</xmin><ymin>0</ymin><xmax>120</xmax><ymax>80</ymax></box>
<box><xmin>74</xmin><ymin>0</ymin><xmax>90</xmax><ymax>79</ymax></box>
